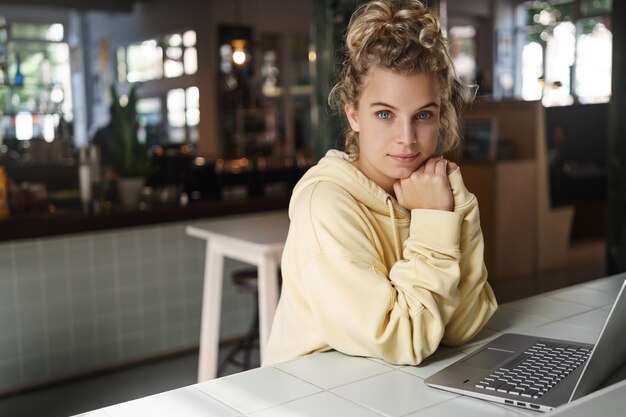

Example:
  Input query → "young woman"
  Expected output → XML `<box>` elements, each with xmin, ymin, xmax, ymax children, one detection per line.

<box><xmin>264</xmin><ymin>0</ymin><xmax>497</xmax><ymax>366</ymax></box>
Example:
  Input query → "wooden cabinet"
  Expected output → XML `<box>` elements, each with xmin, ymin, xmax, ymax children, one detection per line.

<box><xmin>463</xmin><ymin>160</ymin><xmax>535</xmax><ymax>280</ymax></box>
<box><xmin>460</xmin><ymin>100</ymin><xmax>604</xmax><ymax>281</ymax></box>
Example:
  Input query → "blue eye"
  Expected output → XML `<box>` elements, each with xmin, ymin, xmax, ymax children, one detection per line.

<box><xmin>416</xmin><ymin>112</ymin><xmax>432</xmax><ymax>120</ymax></box>
<box><xmin>377</xmin><ymin>111</ymin><xmax>392</xmax><ymax>120</ymax></box>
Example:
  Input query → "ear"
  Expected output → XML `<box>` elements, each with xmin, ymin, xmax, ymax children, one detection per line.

<box><xmin>344</xmin><ymin>103</ymin><xmax>360</xmax><ymax>132</ymax></box>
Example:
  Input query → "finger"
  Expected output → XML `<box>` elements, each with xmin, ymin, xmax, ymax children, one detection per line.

<box><xmin>425</xmin><ymin>157</ymin><xmax>445</xmax><ymax>175</ymax></box>
<box><xmin>423</xmin><ymin>157</ymin><xmax>440</xmax><ymax>174</ymax></box>
<box><xmin>435</xmin><ymin>158</ymin><xmax>448</xmax><ymax>177</ymax></box>
<box><xmin>446</xmin><ymin>161</ymin><xmax>458</xmax><ymax>175</ymax></box>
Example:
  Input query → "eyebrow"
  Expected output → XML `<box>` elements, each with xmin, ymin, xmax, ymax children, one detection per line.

<box><xmin>370</xmin><ymin>101</ymin><xmax>440</xmax><ymax>110</ymax></box>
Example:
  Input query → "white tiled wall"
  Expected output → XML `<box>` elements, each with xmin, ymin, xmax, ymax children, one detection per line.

<box><xmin>0</xmin><ymin>220</ymin><xmax>256</xmax><ymax>393</ymax></box>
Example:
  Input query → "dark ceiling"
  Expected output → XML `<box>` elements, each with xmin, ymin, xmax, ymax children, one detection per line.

<box><xmin>0</xmin><ymin>0</ymin><xmax>155</xmax><ymax>12</ymax></box>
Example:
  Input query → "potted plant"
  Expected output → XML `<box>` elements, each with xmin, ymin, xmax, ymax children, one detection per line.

<box><xmin>108</xmin><ymin>84</ymin><xmax>153</xmax><ymax>210</ymax></box>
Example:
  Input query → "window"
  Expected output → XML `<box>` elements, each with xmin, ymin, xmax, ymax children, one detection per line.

<box><xmin>449</xmin><ymin>25</ymin><xmax>477</xmax><ymax>85</ymax></box>
<box><xmin>166</xmin><ymin>86</ymin><xmax>199</xmax><ymax>144</ymax></box>
<box><xmin>167</xmin><ymin>88</ymin><xmax>186</xmax><ymax>143</ymax></box>
<box><xmin>517</xmin><ymin>0</ymin><xmax>612</xmax><ymax>105</ymax></box>
<box><xmin>136</xmin><ymin>97</ymin><xmax>161</xmax><ymax>145</ymax></box>
<box><xmin>581</xmin><ymin>0</ymin><xmax>612</xmax><ymax>15</ymax></box>
<box><xmin>543</xmin><ymin>21</ymin><xmax>576</xmax><ymax>106</ymax></box>
<box><xmin>115</xmin><ymin>30</ymin><xmax>198</xmax><ymax>145</ymax></box>
<box><xmin>164</xmin><ymin>34</ymin><xmax>184</xmax><ymax>78</ymax></box>
<box><xmin>575</xmin><ymin>17</ymin><xmax>612</xmax><ymax>103</ymax></box>
<box><xmin>123</xmin><ymin>40</ymin><xmax>163</xmax><ymax>83</ymax></box>
<box><xmin>186</xmin><ymin>85</ymin><xmax>200</xmax><ymax>142</ymax></box>
<box><xmin>0</xmin><ymin>19</ymin><xmax>71</xmax><ymax>144</ymax></box>
<box><xmin>521</xmin><ymin>40</ymin><xmax>543</xmax><ymax>100</ymax></box>
<box><xmin>117</xmin><ymin>30</ymin><xmax>197</xmax><ymax>82</ymax></box>
<box><xmin>10</xmin><ymin>22</ymin><xmax>64</xmax><ymax>42</ymax></box>
<box><xmin>183</xmin><ymin>31</ymin><xmax>198</xmax><ymax>75</ymax></box>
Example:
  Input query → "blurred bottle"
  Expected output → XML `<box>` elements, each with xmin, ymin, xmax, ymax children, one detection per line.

<box><xmin>78</xmin><ymin>144</ymin><xmax>102</xmax><ymax>214</ymax></box>
<box><xmin>0</xmin><ymin>166</ymin><xmax>10</xmax><ymax>219</ymax></box>
<box><xmin>100</xmin><ymin>167</ymin><xmax>119</xmax><ymax>214</ymax></box>
<box><xmin>89</xmin><ymin>145</ymin><xmax>101</xmax><ymax>214</ymax></box>
<box><xmin>14</xmin><ymin>55</ymin><xmax>23</xmax><ymax>87</ymax></box>
<box><xmin>78</xmin><ymin>148</ymin><xmax>92</xmax><ymax>213</ymax></box>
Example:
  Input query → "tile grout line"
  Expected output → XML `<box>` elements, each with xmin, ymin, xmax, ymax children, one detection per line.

<box><xmin>274</xmin><ymin>358</ymin><xmax>397</xmax><ymax>391</ymax></box>
<box><xmin>111</xmin><ymin>233</ymin><xmax>124</xmax><ymax>361</ymax></box>
<box><xmin>36</xmin><ymin>240</ymin><xmax>52</xmax><ymax>379</ymax></box>
<box><xmin>135</xmin><ymin>231</ymin><xmax>147</xmax><ymax>357</ymax></box>
<box><xmin>191</xmin><ymin>385</ymin><xmax>247</xmax><ymax>415</ymax></box>
<box><xmin>326</xmin><ymin>389</ymin><xmax>391</xmax><ymax>416</ymax></box>
<box><xmin>10</xmin><ymin>242</ymin><xmax>25</xmax><ymax>385</ymax></box>
<box><xmin>89</xmin><ymin>235</ymin><xmax>101</xmax><ymax>369</ymax></box>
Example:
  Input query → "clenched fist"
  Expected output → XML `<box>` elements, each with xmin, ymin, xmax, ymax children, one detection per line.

<box><xmin>393</xmin><ymin>157</ymin><xmax>458</xmax><ymax>211</ymax></box>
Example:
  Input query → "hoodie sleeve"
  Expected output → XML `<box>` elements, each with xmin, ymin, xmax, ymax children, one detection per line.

<box><xmin>440</xmin><ymin>168</ymin><xmax>498</xmax><ymax>345</ymax></box>
<box><xmin>293</xmin><ymin>181</ymin><xmax>471</xmax><ymax>365</ymax></box>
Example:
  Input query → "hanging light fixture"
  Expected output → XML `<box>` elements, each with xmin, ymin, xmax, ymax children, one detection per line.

<box><xmin>217</xmin><ymin>25</ymin><xmax>252</xmax><ymax>71</ymax></box>
<box><xmin>231</xmin><ymin>38</ymin><xmax>248</xmax><ymax>66</ymax></box>
<box><xmin>229</xmin><ymin>0</ymin><xmax>250</xmax><ymax>67</ymax></box>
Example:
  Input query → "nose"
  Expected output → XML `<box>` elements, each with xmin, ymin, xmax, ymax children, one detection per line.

<box><xmin>396</xmin><ymin>119</ymin><xmax>416</xmax><ymax>145</ymax></box>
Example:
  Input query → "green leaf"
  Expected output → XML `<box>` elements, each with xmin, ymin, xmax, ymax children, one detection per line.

<box><xmin>108</xmin><ymin>84</ymin><xmax>154</xmax><ymax>178</ymax></box>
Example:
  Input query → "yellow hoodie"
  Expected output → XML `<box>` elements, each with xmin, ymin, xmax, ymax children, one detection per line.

<box><xmin>263</xmin><ymin>150</ymin><xmax>497</xmax><ymax>366</ymax></box>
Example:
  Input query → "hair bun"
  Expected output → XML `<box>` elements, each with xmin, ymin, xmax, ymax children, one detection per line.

<box><xmin>346</xmin><ymin>0</ymin><xmax>440</xmax><ymax>58</ymax></box>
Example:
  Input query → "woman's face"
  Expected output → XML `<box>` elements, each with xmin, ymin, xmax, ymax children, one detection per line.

<box><xmin>345</xmin><ymin>68</ymin><xmax>441</xmax><ymax>194</ymax></box>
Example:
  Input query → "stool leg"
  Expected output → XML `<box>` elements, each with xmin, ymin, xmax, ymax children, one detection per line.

<box><xmin>243</xmin><ymin>298</ymin><xmax>259</xmax><ymax>370</ymax></box>
<box><xmin>216</xmin><ymin>291</ymin><xmax>260</xmax><ymax>376</ymax></box>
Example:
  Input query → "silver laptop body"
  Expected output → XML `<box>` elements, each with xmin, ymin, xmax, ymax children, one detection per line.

<box><xmin>425</xmin><ymin>276</ymin><xmax>626</xmax><ymax>412</ymax></box>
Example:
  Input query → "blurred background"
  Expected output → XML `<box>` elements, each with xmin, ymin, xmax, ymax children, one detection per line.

<box><xmin>0</xmin><ymin>0</ymin><xmax>622</xmax><ymax>415</ymax></box>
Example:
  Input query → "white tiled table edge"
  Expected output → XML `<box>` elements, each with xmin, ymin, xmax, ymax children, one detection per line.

<box><xmin>79</xmin><ymin>274</ymin><xmax>625</xmax><ymax>417</ymax></box>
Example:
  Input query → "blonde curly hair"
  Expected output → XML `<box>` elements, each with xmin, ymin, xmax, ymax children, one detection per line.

<box><xmin>329</xmin><ymin>0</ymin><xmax>472</xmax><ymax>158</ymax></box>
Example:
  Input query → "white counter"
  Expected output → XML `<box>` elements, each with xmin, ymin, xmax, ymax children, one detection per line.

<box><xmin>78</xmin><ymin>273</ymin><xmax>626</xmax><ymax>417</ymax></box>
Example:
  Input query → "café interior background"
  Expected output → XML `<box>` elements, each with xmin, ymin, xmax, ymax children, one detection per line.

<box><xmin>0</xmin><ymin>0</ymin><xmax>623</xmax><ymax>415</ymax></box>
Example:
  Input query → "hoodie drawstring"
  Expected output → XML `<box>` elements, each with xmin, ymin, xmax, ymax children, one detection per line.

<box><xmin>386</xmin><ymin>197</ymin><xmax>402</xmax><ymax>260</ymax></box>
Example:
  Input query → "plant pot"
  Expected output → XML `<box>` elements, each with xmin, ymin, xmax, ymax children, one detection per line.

<box><xmin>118</xmin><ymin>177</ymin><xmax>144</xmax><ymax>211</ymax></box>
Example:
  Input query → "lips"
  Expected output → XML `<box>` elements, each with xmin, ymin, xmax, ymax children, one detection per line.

<box><xmin>389</xmin><ymin>153</ymin><xmax>419</xmax><ymax>162</ymax></box>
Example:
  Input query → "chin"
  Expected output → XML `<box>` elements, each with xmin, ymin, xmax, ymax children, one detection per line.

<box><xmin>391</xmin><ymin>168</ymin><xmax>415</xmax><ymax>180</ymax></box>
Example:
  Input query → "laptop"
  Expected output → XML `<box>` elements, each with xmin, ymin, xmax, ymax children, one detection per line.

<box><xmin>425</xmin><ymin>276</ymin><xmax>626</xmax><ymax>412</ymax></box>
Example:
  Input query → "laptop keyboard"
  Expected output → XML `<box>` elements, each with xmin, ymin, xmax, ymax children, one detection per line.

<box><xmin>474</xmin><ymin>341</ymin><xmax>591</xmax><ymax>399</ymax></box>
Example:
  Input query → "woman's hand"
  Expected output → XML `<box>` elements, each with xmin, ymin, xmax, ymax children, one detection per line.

<box><xmin>393</xmin><ymin>157</ymin><xmax>455</xmax><ymax>211</ymax></box>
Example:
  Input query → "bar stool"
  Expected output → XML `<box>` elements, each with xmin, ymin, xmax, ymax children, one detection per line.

<box><xmin>217</xmin><ymin>267</ymin><xmax>281</xmax><ymax>376</ymax></box>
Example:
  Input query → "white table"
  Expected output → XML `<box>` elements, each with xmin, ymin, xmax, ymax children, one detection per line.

<box><xmin>185</xmin><ymin>210</ymin><xmax>289</xmax><ymax>381</ymax></box>
<box><xmin>79</xmin><ymin>273</ymin><xmax>626</xmax><ymax>417</ymax></box>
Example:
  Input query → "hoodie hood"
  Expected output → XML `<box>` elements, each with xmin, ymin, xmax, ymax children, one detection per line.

<box><xmin>290</xmin><ymin>150</ymin><xmax>410</xmax><ymax>221</ymax></box>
